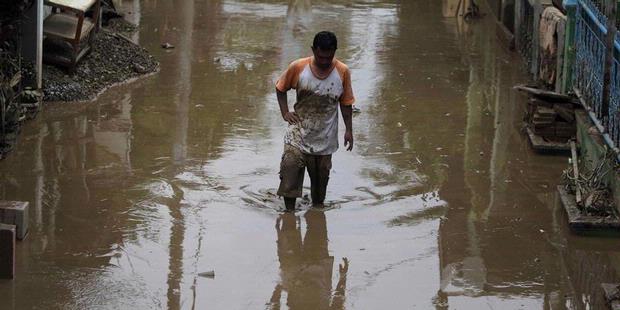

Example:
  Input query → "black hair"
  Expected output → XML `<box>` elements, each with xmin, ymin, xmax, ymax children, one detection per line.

<box><xmin>312</xmin><ymin>31</ymin><xmax>338</xmax><ymax>51</ymax></box>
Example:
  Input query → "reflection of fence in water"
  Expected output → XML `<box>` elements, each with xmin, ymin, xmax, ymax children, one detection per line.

<box><xmin>574</xmin><ymin>0</ymin><xmax>620</xmax><ymax>149</ymax></box>
<box><xmin>610</xmin><ymin>46</ymin><xmax>620</xmax><ymax>144</ymax></box>
<box><xmin>517</xmin><ymin>0</ymin><xmax>535</xmax><ymax>70</ymax></box>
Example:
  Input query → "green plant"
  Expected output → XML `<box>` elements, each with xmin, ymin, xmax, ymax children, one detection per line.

<box><xmin>562</xmin><ymin>147</ymin><xmax>618</xmax><ymax>217</ymax></box>
<box><xmin>0</xmin><ymin>0</ymin><xmax>36</xmax><ymax>158</ymax></box>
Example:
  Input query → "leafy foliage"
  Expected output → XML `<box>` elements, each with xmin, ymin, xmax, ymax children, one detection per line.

<box><xmin>0</xmin><ymin>0</ymin><xmax>36</xmax><ymax>159</ymax></box>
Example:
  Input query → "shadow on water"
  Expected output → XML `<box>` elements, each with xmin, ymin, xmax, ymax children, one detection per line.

<box><xmin>267</xmin><ymin>210</ymin><xmax>348</xmax><ymax>310</ymax></box>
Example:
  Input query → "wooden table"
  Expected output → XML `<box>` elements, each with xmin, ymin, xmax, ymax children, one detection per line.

<box><xmin>43</xmin><ymin>0</ymin><xmax>101</xmax><ymax>72</ymax></box>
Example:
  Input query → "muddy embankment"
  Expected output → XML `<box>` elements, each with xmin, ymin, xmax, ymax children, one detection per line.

<box><xmin>34</xmin><ymin>15</ymin><xmax>159</xmax><ymax>102</ymax></box>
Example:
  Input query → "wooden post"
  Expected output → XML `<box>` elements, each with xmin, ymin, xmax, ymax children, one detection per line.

<box><xmin>0</xmin><ymin>224</ymin><xmax>15</xmax><ymax>279</ymax></box>
<box><xmin>0</xmin><ymin>201</ymin><xmax>29</xmax><ymax>240</ymax></box>
<box><xmin>602</xmin><ymin>0</ymin><xmax>617</xmax><ymax>125</ymax></box>
<box><xmin>571</xmin><ymin>141</ymin><xmax>582</xmax><ymax>203</ymax></box>
<box><xmin>21</xmin><ymin>0</ymin><xmax>44</xmax><ymax>89</ymax></box>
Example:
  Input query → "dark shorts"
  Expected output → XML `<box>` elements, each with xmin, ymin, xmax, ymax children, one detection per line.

<box><xmin>277</xmin><ymin>145</ymin><xmax>332</xmax><ymax>203</ymax></box>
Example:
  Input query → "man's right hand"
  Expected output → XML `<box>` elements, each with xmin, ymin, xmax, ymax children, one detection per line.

<box><xmin>283</xmin><ymin>111</ymin><xmax>302</xmax><ymax>125</ymax></box>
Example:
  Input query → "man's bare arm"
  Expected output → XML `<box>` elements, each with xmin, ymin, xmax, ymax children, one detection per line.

<box><xmin>277</xmin><ymin>88</ymin><xmax>301</xmax><ymax>124</ymax></box>
<box><xmin>340</xmin><ymin>103</ymin><xmax>353</xmax><ymax>151</ymax></box>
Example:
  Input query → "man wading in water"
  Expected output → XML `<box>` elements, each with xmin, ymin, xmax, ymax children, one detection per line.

<box><xmin>276</xmin><ymin>31</ymin><xmax>355</xmax><ymax>211</ymax></box>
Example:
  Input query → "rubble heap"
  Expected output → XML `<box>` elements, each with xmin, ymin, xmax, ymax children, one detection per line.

<box><xmin>526</xmin><ymin>98</ymin><xmax>576</xmax><ymax>142</ymax></box>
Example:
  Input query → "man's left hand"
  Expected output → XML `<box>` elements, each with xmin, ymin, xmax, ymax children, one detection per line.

<box><xmin>344</xmin><ymin>131</ymin><xmax>353</xmax><ymax>151</ymax></box>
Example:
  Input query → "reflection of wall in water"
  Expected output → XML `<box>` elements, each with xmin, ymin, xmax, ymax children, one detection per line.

<box><xmin>439</xmin><ymin>17</ymin><xmax>497</xmax><ymax>299</ymax></box>
<box><xmin>437</xmin><ymin>15</ymin><xmax>563</xmax><ymax>306</ymax></box>
<box><xmin>93</xmin><ymin>93</ymin><xmax>133</xmax><ymax>166</ymax></box>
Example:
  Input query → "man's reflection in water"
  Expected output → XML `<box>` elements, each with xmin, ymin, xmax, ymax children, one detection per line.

<box><xmin>269</xmin><ymin>210</ymin><xmax>348</xmax><ymax>310</ymax></box>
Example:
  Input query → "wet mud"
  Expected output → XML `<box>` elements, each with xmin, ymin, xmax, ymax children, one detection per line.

<box><xmin>1</xmin><ymin>1</ymin><xmax>619</xmax><ymax>309</ymax></box>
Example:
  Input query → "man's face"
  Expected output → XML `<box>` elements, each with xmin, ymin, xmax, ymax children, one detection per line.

<box><xmin>312</xmin><ymin>47</ymin><xmax>336</xmax><ymax>69</ymax></box>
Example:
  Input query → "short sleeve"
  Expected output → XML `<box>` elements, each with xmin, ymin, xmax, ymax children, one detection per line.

<box><xmin>276</xmin><ymin>60</ymin><xmax>301</xmax><ymax>92</ymax></box>
<box><xmin>340</xmin><ymin>67</ymin><xmax>355</xmax><ymax>105</ymax></box>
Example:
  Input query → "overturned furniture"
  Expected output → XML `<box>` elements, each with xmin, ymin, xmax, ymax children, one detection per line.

<box><xmin>43</xmin><ymin>0</ymin><xmax>101</xmax><ymax>71</ymax></box>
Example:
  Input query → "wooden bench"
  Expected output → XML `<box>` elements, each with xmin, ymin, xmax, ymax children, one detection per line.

<box><xmin>43</xmin><ymin>0</ymin><xmax>101</xmax><ymax>72</ymax></box>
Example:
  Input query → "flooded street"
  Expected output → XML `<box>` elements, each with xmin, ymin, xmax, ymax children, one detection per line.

<box><xmin>2</xmin><ymin>1</ymin><xmax>620</xmax><ymax>309</ymax></box>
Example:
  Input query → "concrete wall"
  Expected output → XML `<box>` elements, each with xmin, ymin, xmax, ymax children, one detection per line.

<box><xmin>575</xmin><ymin>111</ymin><xmax>620</xmax><ymax>214</ymax></box>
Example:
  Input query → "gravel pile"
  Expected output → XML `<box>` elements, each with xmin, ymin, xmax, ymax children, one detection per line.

<box><xmin>105</xmin><ymin>18</ymin><xmax>138</xmax><ymax>34</ymax></box>
<box><xmin>41</xmin><ymin>28</ymin><xmax>158</xmax><ymax>102</ymax></box>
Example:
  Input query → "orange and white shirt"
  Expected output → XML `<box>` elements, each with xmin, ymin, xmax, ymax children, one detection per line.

<box><xmin>276</xmin><ymin>57</ymin><xmax>355</xmax><ymax>155</ymax></box>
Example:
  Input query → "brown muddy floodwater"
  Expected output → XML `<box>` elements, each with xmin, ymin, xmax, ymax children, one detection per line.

<box><xmin>1</xmin><ymin>1</ymin><xmax>620</xmax><ymax>309</ymax></box>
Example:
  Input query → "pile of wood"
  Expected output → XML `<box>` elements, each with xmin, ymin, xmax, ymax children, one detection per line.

<box><xmin>527</xmin><ymin>98</ymin><xmax>576</xmax><ymax>142</ymax></box>
<box><xmin>514</xmin><ymin>85</ymin><xmax>580</xmax><ymax>146</ymax></box>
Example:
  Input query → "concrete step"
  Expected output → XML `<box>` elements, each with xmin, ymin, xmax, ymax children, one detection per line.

<box><xmin>0</xmin><ymin>201</ymin><xmax>28</xmax><ymax>240</ymax></box>
<box><xmin>0</xmin><ymin>223</ymin><xmax>15</xmax><ymax>279</ymax></box>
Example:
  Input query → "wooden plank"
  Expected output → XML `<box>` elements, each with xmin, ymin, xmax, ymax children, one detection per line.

<box><xmin>553</xmin><ymin>103</ymin><xmax>575</xmax><ymax>122</ymax></box>
<box><xmin>514</xmin><ymin>85</ymin><xmax>576</xmax><ymax>102</ymax></box>
<box><xmin>529</xmin><ymin>98</ymin><xmax>555</xmax><ymax>108</ymax></box>
<box><xmin>571</xmin><ymin>141</ymin><xmax>581</xmax><ymax>203</ymax></box>
<box><xmin>537</xmin><ymin>106</ymin><xmax>557</xmax><ymax>116</ymax></box>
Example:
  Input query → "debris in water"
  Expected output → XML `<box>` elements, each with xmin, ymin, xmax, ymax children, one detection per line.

<box><xmin>161</xmin><ymin>42</ymin><xmax>175</xmax><ymax>49</ymax></box>
<box><xmin>397</xmin><ymin>122</ymin><xmax>402</xmax><ymax>127</ymax></box>
<box><xmin>561</xmin><ymin>148</ymin><xmax>616</xmax><ymax>217</ymax></box>
<box><xmin>198</xmin><ymin>270</ymin><xmax>215</xmax><ymax>278</ymax></box>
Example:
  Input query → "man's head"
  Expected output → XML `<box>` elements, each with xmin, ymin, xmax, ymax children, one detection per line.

<box><xmin>311</xmin><ymin>31</ymin><xmax>337</xmax><ymax>70</ymax></box>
